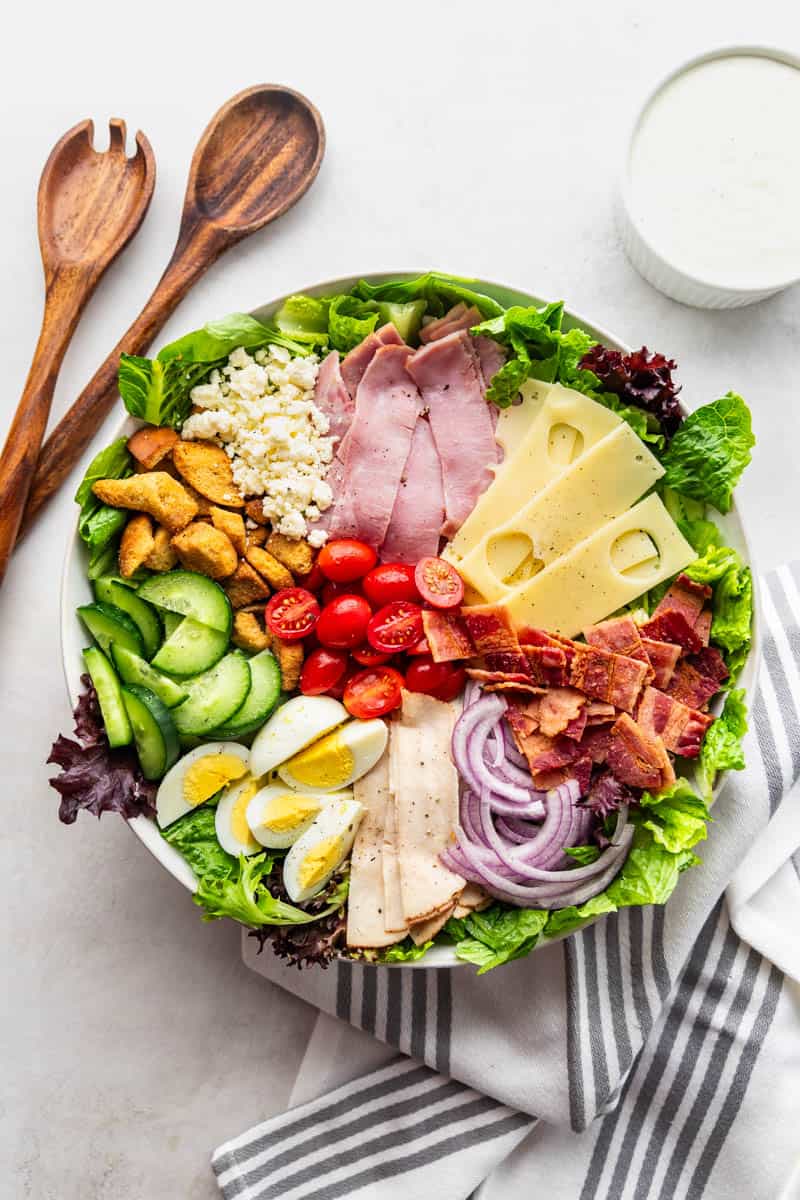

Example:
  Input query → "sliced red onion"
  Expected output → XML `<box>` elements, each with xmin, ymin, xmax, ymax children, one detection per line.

<box><xmin>502</xmin><ymin>721</ymin><xmax>528</xmax><ymax>770</ymax></box>
<box><xmin>495</xmin><ymin>817</ymin><xmax>540</xmax><ymax>844</ymax></box>
<box><xmin>485</xmin><ymin>793</ymin><xmax>546</xmax><ymax>819</ymax></box>
<box><xmin>452</xmin><ymin>695</ymin><xmax>538</xmax><ymax>805</ymax></box>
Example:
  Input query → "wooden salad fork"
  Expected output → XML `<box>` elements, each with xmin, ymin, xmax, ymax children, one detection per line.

<box><xmin>0</xmin><ymin>119</ymin><xmax>155</xmax><ymax>584</ymax></box>
<box><xmin>17</xmin><ymin>84</ymin><xmax>325</xmax><ymax>541</ymax></box>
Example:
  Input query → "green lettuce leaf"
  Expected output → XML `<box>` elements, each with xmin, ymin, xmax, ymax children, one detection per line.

<box><xmin>193</xmin><ymin>853</ymin><xmax>344</xmax><ymax>928</ymax></box>
<box><xmin>273</xmin><ymin>294</ymin><xmax>331</xmax><ymax>347</ymax></box>
<box><xmin>471</xmin><ymin>302</ymin><xmax>569</xmax><ymax>407</ymax></box>
<box><xmin>698</xmin><ymin>688</ymin><xmax>748</xmax><ymax>797</ymax></box>
<box><xmin>639</xmin><ymin>779</ymin><xmax>711</xmax><ymax>853</ymax></box>
<box><xmin>161</xmin><ymin>805</ymin><xmax>236</xmax><ymax>880</ymax></box>
<box><xmin>564</xmin><ymin>844</ymin><xmax>601</xmax><ymax>866</ymax></box>
<box><xmin>74</xmin><ymin>438</ymin><xmax>133</xmax><ymax>568</ymax></box>
<box><xmin>447</xmin><ymin>904</ymin><xmax>549</xmax><ymax>973</ymax></box>
<box><xmin>352</xmin><ymin>272</ymin><xmax>504</xmax><ymax>319</ymax></box>
<box><xmin>327</xmin><ymin>295</ymin><xmax>380</xmax><ymax>353</ymax></box>
<box><xmin>684</xmin><ymin>543</ymin><xmax>753</xmax><ymax>682</ymax></box>
<box><xmin>661</xmin><ymin>392</ymin><xmax>754</xmax><ymax>513</ymax></box>
<box><xmin>380</xmin><ymin>938</ymin><xmax>434</xmax><ymax>963</ymax></box>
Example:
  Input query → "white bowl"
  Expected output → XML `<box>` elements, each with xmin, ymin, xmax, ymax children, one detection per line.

<box><xmin>618</xmin><ymin>45</ymin><xmax>800</xmax><ymax>308</ymax></box>
<box><xmin>60</xmin><ymin>272</ymin><xmax>760</xmax><ymax>967</ymax></box>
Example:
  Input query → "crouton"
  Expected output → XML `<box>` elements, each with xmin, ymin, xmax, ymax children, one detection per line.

<box><xmin>181</xmin><ymin>483</ymin><xmax>214</xmax><ymax>516</ymax></box>
<box><xmin>210</xmin><ymin>507</ymin><xmax>247</xmax><ymax>556</ymax></box>
<box><xmin>92</xmin><ymin>472</ymin><xmax>198</xmax><ymax>532</ymax></box>
<box><xmin>172</xmin><ymin>441</ymin><xmax>244</xmax><ymax>508</ymax></box>
<box><xmin>144</xmin><ymin>526</ymin><xmax>178</xmax><ymax>572</ymax></box>
<box><xmin>247</xmin><ymin>526</ymin><xmax>268</xmax><ymax>548</ymax></box>
<box><xmin>127</xmin><ymin>426</ymin><xmax>179</xmax><ymax>470</ymax></box>
<box><xmin>245</xmin><ymin>545</ymin><xmax>293</xmax><ymax>590</ymax></box>
<box><xmin>232</xmin><ymin>611</ymin><xmax>272</xmax><ymax>654</ymax></box>
<box><xmin>171</xmin><ymin>522</ymin><xmax>238</xmax><ymax>579</ymax></box>
<box><xmin>265</xmin><ymin>532</ymin><xmax>314</xmax><ymax>575</ymax></box>
<box><xmin>119</xmin><ymin>514</ymin><xmax>155</xmax><ymax>578</ymax></box>
<box><xmin>224</xmin><ymin>560</ymin><xmax>271</xmax><ymax>608</ymax></box>
<box><xmin>273</xmin><ymin>638</ymin><xmax>304</xmax><ymax>691</ymax></box>
<box><xmin>245</xmin><ymin>498</ymin><xmax>268</xmax><ymax>525</ymax></box>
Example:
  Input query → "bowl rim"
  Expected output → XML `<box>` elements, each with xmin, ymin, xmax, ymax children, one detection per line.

<box><xmin>619</xmin><ymin>43</ymin><xmax>800</xmax><ymax>298</ymax></box>
<box><xmin>59</xmin><ymin>269</ymin><xmax>761</xmax><ymax>968</ymax></box>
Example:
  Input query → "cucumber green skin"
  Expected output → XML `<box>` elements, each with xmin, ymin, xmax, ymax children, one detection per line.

<box><xmin>121</xmin><ymin>685</ymin><xmax>180</xmax><ymax>780</ymax></box>
<box><xmin>161</xmin><ymin>611</ymin><xmax>184</xmax><ymax>637</ymax></box>
<box><xmin>93</xmin><ymin>578</ymin><xmax>162</xmax><ymax>659</ymax></box>
<box><xmin>213</xmin><ymin>650</ymin><xmax>281</xmax><ymax>737</ymax></box>
<box><xmin>82</xmin><ymin>646</ymin><xmax>132</xmax><ymax>748</ymax></box>
<box><xmin>172</xmin><ymin>652</ymin><xmax>252</xmax><ymax>737</ymax></box>
<box><xmin>110</xmin><ymin>644</ymin><xmax>188</xmax><ymax>709</ymax></box>
<box><xmin>137</xmin><ymin>571</ymin><xmax>232</xmax><ymax>636</ymax></box>
<box><xmin>77</xmin><ymin>602</ymin><xmax>144</xmax><ymax>659</ymax></box>
<box><xmin>150</xmin><ymin>618</ymin><xmax>228</xmax><ymax>677</ymax></box>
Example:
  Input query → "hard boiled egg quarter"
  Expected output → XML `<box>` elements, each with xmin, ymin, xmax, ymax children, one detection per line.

<box><xmin>277</xmin><ymin>719</ymin><xmax>387</xmax><ymax>792</ymax></box>
<box><xmin>246</xmin><ymin>784</ymin><xmax>353</xmax><ymax>849</ymax></box>
<box><xmin>156</xmin><ymin>742</ymin><xmax>250</xmax><ymax>828</ymax></box>
<box><xmin>215</xmin><ymin>776</ymin><xmax>262</xmax><ymax>857</ymax></box>
<box><xmin>249</xmin><ymin>696</ymin><xmax>347</xmax><ymax>778</ymax></box>
<box><xmin>282</xmin><ymin>798</ymin><xmax>365</xmax><ymax>903</ymax></box>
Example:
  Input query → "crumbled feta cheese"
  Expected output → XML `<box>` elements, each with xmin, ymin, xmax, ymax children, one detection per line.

<box><xmin>182</xmin><ymin>343</ymin><xmax>335</xmax><ymax>544</ymax></box>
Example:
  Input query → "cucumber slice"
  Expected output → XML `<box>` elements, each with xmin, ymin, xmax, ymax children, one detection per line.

<box><xmin>161</xmin><ymin>611</ymin><xmax>184</xmax><ymax>638</ymax></box>
<box><xmin>82</xmin><ymin>646</ymin><xmax>132</xmax><ymax>747</ymax></box>
<box><xmin>111</xmin><ymin>644</ymin><xmax>189</xmax><ymax>709</ymax></box>
<box><xmin>77</xmin><ymin>602</ymin><xmax>144</xmax><ymax>659</ymax></box>
<box><xmin>173</xmin><ymin>652</ymin><xmax>252</xmax><ymax>737</ymax></box>
<box><xmin>121</xmin><ymin>685</ymin><xmax>180</xmax><ymax>780</ymax></box>
<box><xmin>212</xmin><ymin>650</ymin><xmax>281</xmax><ymax>736</ymax></box>
<box><xmin>138</xmin><ymin>571</ymin><xmax>232</xmax><ymax>635</ymax></box>
<box><xmin>150</xmin><ymin>617</ymin><xmax>228</xmax><ymax>677</ymax></box>
<box><xmin>93</xmin><ymin>577</ymin><xmax>162</xmax><ymax>659</ymax></box>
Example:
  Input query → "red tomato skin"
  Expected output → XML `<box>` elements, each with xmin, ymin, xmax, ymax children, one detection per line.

<box><xmin>297</xmin><ymin>563</ymin><xmax>326</xmax><ymax>594</ymax></box>
<box><xmin>414</xmin><ymin>556</ymin><xmax>465</xmax><ymax>609</ymax></box>
<box><xmin>321</xmin><ymin>579</ymin><xmax>363</xmax><ymax>606</ymax></box>
<box><xmin>300</xmin><ymin>647</ymin><xmax>349</xmax><ymax>696</ymax></box>
<box><xmin>405</xmin><ymin>656</ymin><xmax>466</xmax><ymax>702</ymax></box>
<box><xmin>264</xmin><ymin>588</ymin><xmax>320</xmax><ymax>641</ymax></box>
<box><xmin>351</xmin><ymin>644</ymin><xmax>392</xmax><ymax>667</ymax></box>
<box><xmin>315</xmin><ymin>594</ymin><xmax>373</xmax><ymax>650</ymax></box>
<box><xmin>362</xmin><ymin>562</ymin><xmax>419</xmax><ymax>607</ymax></box>
<box><xmin>367</xmin><ymin>600</ymin><xmax>424</xmax><ymax>653</ymax></box>
<box><xmin>317</xmin><ymin>539</ymin><xmax>378</xmax><ymax>583</ymax></box>
<box><xmin>343</xmin><ymin>666</ymin><xmax>405</xmax><ymax>719</ymax></box>
<box><xmin>406</xmin><ymin>636</ymin><xmax>430</xmax><ymax>656</ymax></box>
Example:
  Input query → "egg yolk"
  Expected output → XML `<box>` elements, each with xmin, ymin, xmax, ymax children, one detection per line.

<box><xmin>232</xmin><ymin>782</ymin><xmax>259</xmax><ymax>846</ymax></box>
<box><xmin>284</xmin><ymin>732</ymin><xmax>354</xmax><ymax>789</ymax></box>
<box><xmin>297</xmin><ymin>837</ymin><xmax>344</xmax><ymax>890</ymax></box>
<box><xmin>263</xmin><ymin>793</ymin><xmax>322</xmax><ymax>833</ymax></box>
<box><xmin>182</xmin><ymin>755</ymin><xmax>247</xmax><ymax>808</ymax></box>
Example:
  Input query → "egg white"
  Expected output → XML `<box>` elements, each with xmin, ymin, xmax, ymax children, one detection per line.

<box><xmin>249</xmin><ymin>696</ymin><xmax>347</xmax><ymax>778</ymax></box>
<box><xmin>156</xmin><ymin>742</ymin><xmax>250</xmax><ymax>828</ymax></box>
<box><xmin>282</xmin><ymin>797</ymin><xmax>365</xmax><ymax>903</ymax></box>
<box><xmin>215</xmin><ymin>776</ymin><xmax>262</xmax><ymax>857</ymax></box>
<box><xmin>277</xmin><ymin>719</ymin><xmax>388</xmax><ymax>792</ymax></box>
<box><xmin>245</xmin><ymin>784</ymin><xmax>354</xmax><ymax>849</ymax></box>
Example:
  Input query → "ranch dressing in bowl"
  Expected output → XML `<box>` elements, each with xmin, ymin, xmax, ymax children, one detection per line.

<box><xmin>622</xmin><ymin>49</ymin><xmax>800</xmax><ymax>306</ymax></box>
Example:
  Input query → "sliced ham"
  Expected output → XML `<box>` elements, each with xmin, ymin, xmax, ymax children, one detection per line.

<box><xmin>641</xmin><ymin>637</ymin><xmax>682</xmax><ymax>689</ymax></box>
<box><xmin>346</xmin><ymin>751</ymin><xmax>404</xmax><ymax>948</ymax></box>
<box><xmin>328</xmin><ymin>345</ymin><xmax>423</xmax><ymax>546</ymax></box>
<box><xmin>607</xmin><ymin>713</ymin><xmax>672</xmax><ymax>790</ymax></box>
<box><xmin>377</xmin><ymin>322</ymin><xmax>405</xmax><ymax>346</ymax></box>
<box><xmin>666</xmin><ymin>647</ymin><xmax>729</xmax><ymax>709</ymax></box>
<box><xmin>461</xmin><ymin>604</ymin><xmax>531</xmax><ymax>676</ymax></box>
<box><xmin>419</xmin><ymin>303</ymin><xmax>482</xmax><ymax>343</ymax></box>
<box><xmin>340</xmin><ymin>331</ymin><xmax>384</xmax><ymax>398</ymax></box>
<box><xmin>584</xmin><ymin>616</ymin><xmax>653</xmax><ymax>677</ymax></box>
<box><xmin>569</xmin><ymin>643</ymin><xmax>650</xmax><ymax>713</ymax></box>
<box><xmin>380</xmin><ymin>417</ymin><xmax>444</xmax><ymax>563</ymax></box>
<box><xmin>637</xmin><ymin>687</ymin><xmax>715</xmax><ymax>758</ymax></box>
<box><xmin>407</xmin><ymin>331</ymin><xmax>497</xmax><ymax>537</ymax></box>
<box><xmin>423</xmin><ymin>609</ymin><xmax>474</xmax><ymax>662</ymax></box>
<box><xmin>474</xmin><ymin>335</ymin><xmax>506</xmax><ymax>390</ymax></box>
<box><xmin>390</xmin><ymin>692</ymin><xmax>464</xmax><ymax>924</ymax></box>
<box><xmin>314</xmin><ymin>350</ymin><xmax>355</xmax><ymax>445</ymax></box>
<box><xmin>409</xmin><ymin>905</ymin><xmax>455</xmax><ymax>945</ymax></box>
<box><xmin>381</xmin><ymin>794</ymin><xmax>409</xmax><ymax>935</ymax></box>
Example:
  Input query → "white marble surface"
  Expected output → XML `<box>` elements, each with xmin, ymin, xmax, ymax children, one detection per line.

<box><xmin>2</xmin><ymin>1</ymin><xmax>800</xmax><ymax>1195</ymax></box>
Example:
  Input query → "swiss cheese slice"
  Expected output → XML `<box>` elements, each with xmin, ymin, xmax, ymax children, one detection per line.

<box><xmin>455</xmin><ymin>421</ymin><xmax>665</xmax><ymax>600</ymax></box>
<box><xmin>504</xmin><ymin>493</ymin><xmax>695</xmax><ymax>636</ymax></box>
<box><xmin>493</xmin><ymin>378</ymin><xmax>551</xmax><ymax>464</ymax></box>
<box><xmin>445</xmin><ymin>384</ymin><xmax>622</xmax><ymax>563</ymax></box>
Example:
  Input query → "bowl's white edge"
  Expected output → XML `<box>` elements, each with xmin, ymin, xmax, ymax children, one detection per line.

<box><xmin>59</xmin><ymin>270</ymin><xmax>761</xmax><ymax>968</ymax></box>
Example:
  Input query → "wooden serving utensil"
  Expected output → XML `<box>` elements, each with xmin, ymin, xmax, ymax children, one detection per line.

<box><xmin>0</xmin><ymin>119</ymin><xmax>155</xmax><ymax>582</ymax></box>
<box><xmin>18</xmin><ymin>84</ymin><xmax>325</xmax><ymax>539</ymax></box>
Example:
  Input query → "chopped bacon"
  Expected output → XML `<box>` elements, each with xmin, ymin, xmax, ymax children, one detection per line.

<box><xmin>533</xmin><ymin>757</ymin><xmax>593</xmax><ymax>794</ymax></box>
<box><xmin>694</xmin><ymin>609</ymin><xmax>712</xmax><ymax>647</ymax></box>
<box><xmin>583</xmin><ymin>770</ymin><xmax>631</xmax><ymax>817</ymax></box>
<box><xmin>422</xmin><ymin>610</ymin><xmax>474</xmax><ymax>662</ymax></box>
<box><xmin>640</xmin><ymin>573</ymin><xmax>712</xmax><ymax>654</ymax></box>
<box><xmin>502</xmin><ymin>688</ymin><xmax>586</xmax><ymax>739</ymax></box>
<box><xmin>521</xmin><ymin>644</ymin><xmax>569</xmax><ymax>687</ymax></box>
<box><xmin>466</xmin><ymin>668</ymin><xmax>533</xmax><ymax>686</ymax></box>
<box><xmin>580</xmin><ymin>726</ymin><xmax>614</xmax><ymax>763</ymax></box>
<box><xmin>482</xmin><ymin>681</ymin><xmax>546</xmax><ymax>698</ymax></box>
<box><xmin>538</xmin><ymin>688</ymin><xmax>586</xmax><ymax>738</ymax></box>
<box><xmin>505</xmin><ymin>700</ymin><xmax>540</xmax><ymax>749</ymax></box>
<box><xmin>584</xmin><ymin>700</ymin><xmax>617</xmax><ymax>725</ymax></box>
<box><xmin>569</xmin><ymin>643</ymin><xmax>650</xmax><ymax>713</ymax></box>
<box><xmin>461</xmin><ymin>604</ymin><xmax>531</xmax><ymax>676</ymax></box>
<box><xmin>666</xmin><ymin>646</ymin><xmax>729</xmax><ymax>709</ymax></box>
<box><xmin>563</xmin><ymin>710</ymin><xmax>588</xmax><ymax>741</ymax></box>
<box><xmin>584</xmin><ymin>616</ymin><xmax>653</xmax><ymax>676</ymax></box>
<box><xmin>640</xmin><ymin>609</ymin><xmax>703</xmax><ymax>654</ymax></box>
<box><xmin>607</xmin><ymin>713</ymin><xmax>672</xmax><ymax>790</ymax></box>
<box><xmin>641</xmin><ymin>637</ymin><xmax>682</xmax><ymax>689</ymax></box>
<box><xmin>520</xmin><ymin>627</ymin><xmax>577</xmax><ymax>665</ymax></box>
<box><xmin>637</xmin><ymin>687</ymin><xmax>715</xmax><ymax>758</ymax></box>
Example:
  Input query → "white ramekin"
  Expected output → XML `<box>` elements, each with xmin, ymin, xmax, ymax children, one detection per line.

<box><xmin>618</xmin><ymin>45</ymin><xmax>800</xmax><ymax>309</ymax></box>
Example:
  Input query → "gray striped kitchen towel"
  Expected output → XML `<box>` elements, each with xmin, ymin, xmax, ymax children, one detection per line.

<box><xmin>213</xmin><ymin>564</ymin><xmax>800</xmax><ymax>1200</ymax></box>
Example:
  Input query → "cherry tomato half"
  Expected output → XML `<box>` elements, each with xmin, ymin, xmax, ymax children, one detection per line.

<box><xmin>414</xmin><ymin>556</ymin><xmax>465</xmax><ymax>609</ymax></box>
<box><xmin>352</xmin><ymin>643</ymin><xmax>392</xmax><ymax>667</ymax></box>
<box><xmin>406</xmin><ymin>636</ymin><xmax>431</xmax><ymax>656</ymax></box>
<box><xmin>316</xmin><ymin>594</ymin><xmax>373</xmax><ymax>650</ymax></box>
<box><xmin>317</xmin><ymin>538</ymin><xmax>377</xmax><ymax>583</ymax></box>
<box><xmin>343</xmin><ymin>666</ymin><xmax>405</xmax><ymax>718</ymax></box>
<box><xmin>367</xmin><ymin>600</ymin><xmax>424</xmax><ymax>653</ymax></box>
<box><xmin>265</xmin><ymin>587</ymin><xmax>320</xmax><ymax>641</ymax></box>
<box><xmin>405</xmin><ymin>655</ymin><xmax>466</xmax><ymax>702</ymax></box>
<box><xmin>362</xmin><ymin>562</ymin><xmax>419</xmax><ymax>607</ymax></box>
<box><xmin>300</xmin><ymin>647</ymin><xmax>349</xmax><ymax>696</ymax></box>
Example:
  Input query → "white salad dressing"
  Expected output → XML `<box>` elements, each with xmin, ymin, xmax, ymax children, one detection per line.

<box><xmin>628</xmin><ymin>53</ymin><xmax>800</xmax><ymax>289</ymax></box>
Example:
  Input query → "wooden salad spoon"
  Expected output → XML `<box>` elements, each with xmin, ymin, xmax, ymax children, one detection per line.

<box><xmin>0</xmin><ymin>119</ymin><xmax>155</xmax><ymax>582</ymax></box>
<box><xmin>18</xmin><ymin>84</ymin><xmax>325</xmax><ymax>539</ymax></box>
